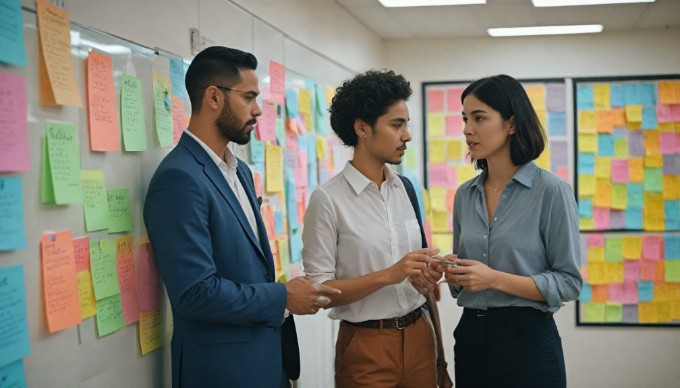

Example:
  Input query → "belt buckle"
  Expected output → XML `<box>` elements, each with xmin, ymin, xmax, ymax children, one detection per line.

<box><xmin>394</xmin><ymin>316</ymin><xmax>406</xmax><ymax>330</ymax></box>
<box><xmin>476</xmin><ymin>309</ymin><xmax>486</xmax><ymax>317</ymax></box>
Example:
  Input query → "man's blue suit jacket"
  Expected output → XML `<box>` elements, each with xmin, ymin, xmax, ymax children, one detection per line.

<box><xmin>144</xmin><ymin>132</ymin><xmax>290</xmax><ymax>387</ymax></box>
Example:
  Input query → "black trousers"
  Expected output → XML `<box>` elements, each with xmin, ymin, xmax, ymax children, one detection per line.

<box><xmin>453</xmin><ymin>307</ymin><xmax>566</xmax><ymax>388</ymax></box>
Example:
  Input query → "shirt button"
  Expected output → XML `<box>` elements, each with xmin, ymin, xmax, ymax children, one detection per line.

<box><xmin>494</xmin><ymin>217</ymin><xmax>497</xmax><ymax>221</ymax></box>
<box><xmin>483</xmin><ymin>235</ymin><xmax>487</xmax><ymax>239</ymax></box>
<box><xmin>483</xmin><ymin>253</ymin><xmax>487</xmax><ymax>257</ymax></box>
<box><xmin>503</xmin><ymin>195</ymin><xmax>506</xmax><ymax>198</ymax></box>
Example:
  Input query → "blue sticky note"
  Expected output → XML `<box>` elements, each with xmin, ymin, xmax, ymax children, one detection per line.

<box><xmin>665</xmin><ymin>235</ymin><xmax>680</xmax><ymax>259</ymax></box>
<box><xmin>577</xmin><ymin>85</ymin><xmax>594</xmax><ymax>110</ymax></box>
<box><xmin>598</xmin><ymin>134</ymin><xmax>614</xmax><ymax>157</ymax></box>
<box><xmin>289</xmin><ymin>228</ymin><xmax>303</xmax><ymax>263</ymax></box>
<box><xmin>578</xmin><ymin>153</ymin><xmax>595</xmax><ymax>174</ymax></box>
<box><xmin>276</xmin><ymin>118</ymin><xmax>285</xmax><ymax>147</ymax></box>
<box><xmin>548</xmin><ymin>112</ymin><xmax>566</xmax><ymax>136</ymax></box>
<box><xmin>625</xmin><ymin>208</ymin><xmax>643</xmax><ymax>230</ymax></box>
<box><xmin>0</xmin><ymin>360</ymin><xmax>27</xmax><ymax>388</ymax></box>
<box><xmin>641</xmin><ymin>83</ymin><xmax>656</xmax><ymax>105</ymax></box>
<box><xmin>624</xmin><ymin>84</ymin><xmax>643</xmax><ymax>105</ymax></box>
<box><xmin>638</xmin><ymin>280</ymin><xmax>653</xmax><ymax>302</ymax></box>
<box><xmin>274</xmin><ymin>211</ymin><xmax>284</xmax><ymax>235</ymax></box>
<box><xmin>0</xmin><ymin>176</ymin><xmax>27</xmax><ymax>251</ymax></box>
<box><xmin>579</xmin><ymin>282</ymin><xmax>592</xmax><ymax>302</ymax></box>
<box><xmin>249</xmin><ymin>136</ymin><xmax>265</xmax><ymax>163</ymax></box>
<box><xmin>627</xmin><ymin>183</ymin><xmax>643</xmax><ymax>207</ymax></box>
<box><xmin>0</xmin><ymin>0</ymin><xmax>27</xmax><ymax>67</ymax></box>
<box><xmin>641</xmin><ymin>105</ymin><xmax>658</xmax><ymax>129</ymax></box>
<box><xmin>306</xmin><ymin>135</ymin><xmax>318</xmax><ymax>191</ymax></box>
<box><xmin>610</xmin><ymin>84</ymin><xmax>625</xmax><ymax>107</ymax></box>
<box><xmin>0</xmin><ymin>265</ymin><xmax>30</xmax><ymax>367</ymax></box>
<box><xmin>169</xmin><ymin>58</ymin><xmax>187</xmax><ymax>99</ymax></box>
<box><xmin>578</xmin><ymin>199</ymin><xmax>593</xmax><ymax>218</ymax></box>
<box><xmin>666</xmin><ymin>200</ymin><xmax>680</xmax><ymax>231</ymax></box>
<box><xmin>285</xmin><ymin>89</ymin><xmax>299</xmax><ymax>118</ymax></box>
<box><xmin>285</xmin><ymin>180</ymin><xmax>298</xmax><ymax>230</ymax></box>
<box><xmin>643</xmin><ymin>168</ymin><xmax>663</xmax><ymax>192</ymax></box>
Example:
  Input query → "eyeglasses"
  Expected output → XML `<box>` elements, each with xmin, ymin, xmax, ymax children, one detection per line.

<box><xmin>214</xmin><ymin>85</ymin><xmax>257</xmax><ymax>96</ymax></box>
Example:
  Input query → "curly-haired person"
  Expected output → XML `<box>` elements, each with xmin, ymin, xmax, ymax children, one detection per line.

<box><xmin>302</xmin><ymin>70</ymin><xmax>445</xmax><ymax>387</ymax></box>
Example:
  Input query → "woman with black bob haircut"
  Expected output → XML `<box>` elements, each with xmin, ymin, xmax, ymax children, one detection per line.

<box><xmin>438</xmin><ymin>74</ymin><xmax>583</xmax><ymax>388</ymax></box>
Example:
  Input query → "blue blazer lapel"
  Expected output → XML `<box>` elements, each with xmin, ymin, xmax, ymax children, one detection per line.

<box><xmin>237</xmin><ymin>162</ymin><xmax>275</xmax><ymax>272</ymax></box>
<box><xmin>178</xmin><ymin>133</ymin><xmax>265</xmax><ymax>258</ymax></box>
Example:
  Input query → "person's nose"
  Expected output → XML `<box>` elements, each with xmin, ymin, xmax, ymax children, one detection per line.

<box><xmin>402</xmin><ymin>126</ymin><xmax>413</xmax><ymax>143</ymax></box>
<box><xmin>252</xmin><ymin>101</ymin><xmax>262</xmax><ymax>118</ymax></box>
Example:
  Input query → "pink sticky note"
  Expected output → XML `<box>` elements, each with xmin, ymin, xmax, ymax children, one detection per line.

<box><xmin>671</xmin><ymin>104</ymin><xmax>680</xmax><ymax>122</ymax></box>
<box><xmin>446</xmin><ymin>165</ymin><xmax>458</xmax><ymax>187</ymax></box>
<box><xmin>73</xmin><ymin>236</ymin><xmax>91</xmax><ymax>273</ymax></box>
<box><xmin>171</xmin><ymin>96</ymin><xmax>185</xmax><ymax>146</ymax></box>
<box><xmin>117</xmin><ymin>237</ymin><xmax>140</xmax><ymax>325</ymax></box>
<box><xmin>611</xmin><ymin>159</ymin><xmax>630</xmax><ymax>183</ymax></box>
<box><xmin>257</xmin><ymin>100</ymin><xmax>277</xmax><ymax>142</ymax></box>
<box><xmin>427</xmin><ymin>90</ymin><xmax>444</xmax><ymax>112</ymax></box>
<box><xmin>593</xmin><ymin>207</ymin><xmax>610</xmax><ymax>230</ymax></box>
<box><xmin>609</xmin><ymin>283</ymin><xmax>625</xmax><ymax>302</ymax></box>
<box><xmin>295</xmin><ymin>152</ymin><xmax>308</xmax><ymax>188</ymax></box>
<box><xmin>622</xmin><ymin>280</ymin><xmax>638</xmax><ymax>303</ymax></box>
<box><xmin>624</xmin><ymin>260</ymin><xmax>640</xmax><ymax>281</ymax></box>
<box><xmin>447</xmin><ymin>88</ymin><xmax>464</xmax><ymax>112</ymax></box>
<box><xmin>428</xmin><ymin>164</ymin><xmax>449</xmax><ymax>186</ymax></box>
<box><xmin>640</xmin><ymin>259</ymin><xmax>657</xmax><ymax>280</ymax></box>
<box><xmin>138</xmin><ymin>242</ymin><xmax>160</xmax><ymax>311</ymax></box>
<box><xmin>557</xmin><ymin>167</ymin><xmax>569</xmax><ymax>181</ymax></box>
<box><xmin>642</xmin><ymin>236</ymin><xmax>663</xmax><ymax>260</ymax></box>
<box><xmin>269</xmin><ymin>61</ymin><xmax>285</xmax><ymax>105</ymax></box>
<box><xmin>588</xmin><ymin>233</ymin><xmax>605</xmax><ymax>247</ymax></box>
<box><xmin>445</xmin><ymin>115</ymin><xmax>463</xmax><ymax>136</ymax></box>
<box><xmin>659</xmin><ymin>132</ymin><xmax>676</xmax><ymax>155</ymax></box>
<box><xmin>0</xmin><ymin>71</ymin><xmax>30</xmax><ymax>172</ymax></box>
<box><xmin>656</xmin><ymin>104</ymin><xmax>672</xmax><ymax>123</ymax></box>
<box><xmin>87</xmin><ymin>51</ymin><xmax>120</xmax><ymax>151</ymax></box>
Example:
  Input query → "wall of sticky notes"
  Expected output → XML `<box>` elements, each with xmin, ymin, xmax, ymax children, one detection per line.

<box><xmin>574</xmin><ymin>76</ymin><xmax>680</xmax><ymax>326</ymax></box>
<box><xmin>421</xmin><ymin>79</ymin><xmax>571</xmax><ymax>254</ymax></box>
<box><xmin>0</xmin><ymin>4</ymin><xmax>354</xmax><ymax>387</ymax></box>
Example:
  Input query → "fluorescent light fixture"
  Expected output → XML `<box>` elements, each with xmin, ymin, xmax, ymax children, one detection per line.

<box><xmin>532</xmin><ymin>0</ymin><xmax>654</xmax><ymax>7</ymax></box>
<box><xmin>378</xmin><ymin>0</ymin><xmax>486</xmax><ymax>7</ymax></box>
<box><xmin>488</xmin><ymin>24</ymin><xmax>604</xmax><ymax>37</ymax></box>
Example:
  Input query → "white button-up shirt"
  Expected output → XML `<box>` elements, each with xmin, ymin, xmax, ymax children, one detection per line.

<box><xmin>303</xmin><ymin>162</ymin><xmax>425</xmax><ymax>322</ymax></box>
<box><xmin>184</xmin><ymin>130</ymin><xmax>259</xmax><ymax>242</ymax></box>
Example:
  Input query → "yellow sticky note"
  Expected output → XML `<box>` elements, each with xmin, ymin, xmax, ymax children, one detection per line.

<box><xmin>643</xmin><ymin>131</ymin><xmax>660</xmax><ymax>155</ymax></box>
<box><xmin>422</xmin><ymin>188</ymin><xmax>430</xmax><ymax>215</ymax></box>
<box><xmin>431</xmin><ymin>233</ymin><xmax>453</xmax><ymax>255</ymax></box>
<box><xmin>535</xmin><ymin>108</ymin><xmax>547</xmax><ymax>130</ymax></box>
<box><xmin>265</xmin><ymin>144</ymin><xmax>283</xmax><ymax>193</ymax></box>
<box><xmin>579</xmin><ymin>217</ymin><xmax>594</xmax><ymax>230</ymax></box>
<box><xmin>622</xmin><ymin>236</ymin><xmax>642</xmax><ymax>260</ymax></box>
<box><xmin>629</xmin><ymin>158</ymin><xmax>644</xmax><ymax>183</ymax></box>
<box><xmin>593</xmin><ymin>84</ymin><xmax>610</xmax><ymax>110</ymax></box>
<box><xmin>656</xmin><ymin>302</ymin><xmax>672</xmax><ymax>323</ymax></box>
<box><xmin>643</xmin><ymin>192</ymin><xmax>665</xmax><ymax>231</ymax></box>
<box><xmin>456</xmin><ymin>165</ymin><xmax>477</xmax><ymax>184</ymax></box>
<box><xmin>447</xmin><ymin>139</ymin><xmax>464</xmax><ymax>160</ymax></box>
<box><xmin>578</xmin><ymin>133</ymin><xmax>598</xmax><ymax>153</ymax></box>
<box><xmin>524</xmin><ymin>85</ymin><xmax>545</xmax><ymax>108</ymax></box>
<box><xmin>316</xmin><ymin>136</ymin><xmax>326</xmax><ymax>160</ymax></box>
<box><xmin>535</xmin><ymin>148</ymin><xmax>550</xmax><ymax>171</ymax></box>
<box><xmin>663</xmin><ymin>175</ymin><xmax>680</xmax><ymax>200</ymax></box>
<box><xmin>77</xmin><ymin>271</ymin><xmax>97</xmax><ymax>319</ymax></box>
<box><xmin>139</xmin><ymin>309</ymin><xmax>164</xmax><ymax>355</ymax></box>
<box><xmin>605</xmin><ymin>262</ymin><xmax>624</xmax><ymax>283</ymax></box>
<box><xmin>325</xmin><ymin>87</ymin><xmax>335</xmax><ymax>107</ymax></box>
<box><xmin>594</xmin><ymin>157</ymin><xmax>611</xmax><ymax>180</ymax></box>
<box><xmin>578</xmin><ymin>111</ymin><xmax>596</xmax><ymax>133</ymax></box>
<box><xmin>432</xmin><ymin>210</ymin><xmax>450</xmax><ymax>233</ymax></box>
<box><xmin>578</xmin><ymin>175</ymin><xmax>596</xmax><ymax>197</ymax></box>
<box><xmin>625</xmin><ymin>105</ymin><xmax>643</xmax><ymax>123</ymax></box>
<box><xmin>593</xmin><ymin>179</ymin><xmax>611</xmax><ymax>208</ymax></box>
<box><xmin>588</xmin><ymin>246</ymin><xmax>605</xmax><ymax>262</ymax></box>
<box><xmin>638</xmin><ymin>302</ymin><xmax>657</xmax><ymax>323</ymax></box>
<box><xmin>588</xmin><ymin>262</ymin><xmax>607</xmax><ymax>284</ymax></box>
<box><xmin>645</xmin><ymin>153</ymin><xmax>663</xmax><ymax>168</ymax></box>
<box><xmin>611</xmin><ymin>184</ymin><xmax>627</xmax><ymax>210</ymax></box>
<box><xmin>614</xmin><ymin>138</ymin><xmax>628</xmax><ymax>158</ymax></box>
<box><xmin>427</xmin><ymin>113</ymin><xmax>445</xmax><ymax>137</ymax></box>
<box><xmin>428</xmin><ymin>140</ymin><xmax>446</xmax><ymax>164</ymax></box>
<box><xmin>429</xmin><ymin>187</ymin><xmax>447</xmax><ymax>212</ymax></box>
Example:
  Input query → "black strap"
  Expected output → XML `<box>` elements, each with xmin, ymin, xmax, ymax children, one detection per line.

<box><xmin>397</xmin><ymin>174</ymin><xmax>427</xmax><ymax>249</ymax></box>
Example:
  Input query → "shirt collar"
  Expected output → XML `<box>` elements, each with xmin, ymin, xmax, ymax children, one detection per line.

<box><xmin>342</xmin><ymin>161</ymin><xmax>399</xmax><ymax>195</ymax></box>
<box><xmin>184</xmin><ymin>129</ymin><xmax>237</xmax><ymax>174</ymax></box>
<box><xmin>469</xmin><ymin>161</ymin><xmax>538</xmax><ymax>191</ymax></box>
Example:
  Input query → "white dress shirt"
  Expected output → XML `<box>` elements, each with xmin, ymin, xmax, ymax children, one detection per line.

<box><xmin>303</xmin><ymin>161</ymin><xmax>425</xmax><ymax>322</ymax></box>
<box><xmin>184</xmin><ymin>129</ymin><xmax>259</xmax><ymax>242</ymax></box>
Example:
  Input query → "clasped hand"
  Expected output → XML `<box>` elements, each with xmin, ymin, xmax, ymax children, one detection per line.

<box><xmin>285</xmin><ymin>276</ymin><xmax>341</xmax><ymax>315</ymax></box>
<box><xmin>437</xmin><ymin>256</ymin><xmax>497</xmax><ymax>292</ymax></box>
<box><xmin>387</xmin><ymin>248</ymin><xmax>445</xmax><ymax>295</ymax></box>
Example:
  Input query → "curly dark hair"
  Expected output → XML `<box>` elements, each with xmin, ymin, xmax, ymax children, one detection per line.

<box><xmin>329</xmin><ymin>70</ymin><xmax>412</xmax><ymax>147</ymax></box>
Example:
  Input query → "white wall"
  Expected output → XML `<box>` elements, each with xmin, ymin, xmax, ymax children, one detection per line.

<box><xmin>385</xmin><ymin>28</ymin><xmax>680</xmax><ymax>388</ymax></box>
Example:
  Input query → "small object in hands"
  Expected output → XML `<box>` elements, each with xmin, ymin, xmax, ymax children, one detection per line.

<box><xmin>432</xmin><ymin>258</ymin><xmax>464</xmax><ymax>268</ymax></box>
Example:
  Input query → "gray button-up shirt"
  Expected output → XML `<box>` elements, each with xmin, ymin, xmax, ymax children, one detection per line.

<box><xmin>450</xmin><ymin>161</ymin><xmax>583</xmax><ymax>313</ymax></box>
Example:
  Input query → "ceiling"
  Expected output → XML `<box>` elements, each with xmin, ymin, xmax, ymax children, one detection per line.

<box><xmin>335</xmin><ymin>0</ymin><xmax>680</xmax><ymax>39</ymax></box>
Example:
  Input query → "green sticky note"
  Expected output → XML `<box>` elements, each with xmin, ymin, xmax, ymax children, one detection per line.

<box><xmin>153</xmin><ymin>74</ymin><xmax>173</xmax><ymax>148</ymax></box>
<box><xmin>605</xmin><ymin>303</ymin><xmax>623</xmax><ymax>322</ymax></box>
<box><xmin>404</xmin><ymin>147</ymin><xmax>417</xmax><ymax>169</ymax></box>
<box><xmin>81</xmin><ymin>170</ymin><xmax>109</xmax><ymax>231</ymax></box>
<box><xmin>643</xmin><ymin>168</ymin><xmax>662</xmax><ymax>192</ymax></box>
<box><xmin>665</xmin><ymin>261</ymin><xmax>680</xmax><ymax>283</ymax></box>
<box><xmin>583</xmin><ymin>302</ymin><xmax>606</xmax><ymax>322</ymax></box>
<box><xmin>121</xmin><ymin>74</ymin><xmax>147</xmax><ymax>151</ymax></box>
<box><xmin>96</xmin><ymin>293</ymin><xmax>125</xmax><ymax>337</ymax></box>
<box><xmin>45</xmin><ymin>121</ymin><xmax>82</xmax><ymax>204</ymax></box>
<box><xmin>108</xmin><ymin>188</ymin><xmax>132</xmax><ymax>233</ymax></box>
<box><xmin>605</xmin><ymin>237</ymin><xmax>623</xmax><ymax>262</ymax></box>
<box><xmin>276</xmin><ymin>118</ymin><xmax>286</xmax><ymax>147</ymax></box>
<box><xmin>90</xmin><ymin>239</ymin><xmax>120</xmax><ymax>300</ymax></box>
<box><xmin>41</xmin><ymin>137</ymin><xmax>55</xmax><ymax>204</ymax></box>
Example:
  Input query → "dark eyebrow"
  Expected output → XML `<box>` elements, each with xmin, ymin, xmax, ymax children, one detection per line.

<box><xmin>462</xmin><ymin>109</ymin><xmax>487</xmax><ymax>116</ymax></box>
<box><xmin>390</xmin><ymin>117</ymin><xmax>409</xmax><ymax>123</ymax></box>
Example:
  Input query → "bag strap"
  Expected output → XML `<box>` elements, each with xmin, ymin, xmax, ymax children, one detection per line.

<box><xmin>397</xmin><ymin>174</ymin><xmax>453</xmax><ymax>388</ymax></box>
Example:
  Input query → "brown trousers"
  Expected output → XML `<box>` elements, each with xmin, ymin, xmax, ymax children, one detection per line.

<box><xmin>335</xmin><ymin>314</ymin><xmax>437</xmax><ymax>388</ymax></box>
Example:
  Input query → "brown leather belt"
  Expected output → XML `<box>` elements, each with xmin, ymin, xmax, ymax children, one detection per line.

<box><xmin>343</xmin><ymin>307</ymin><xmax>423</xmax><ymax>330</ymax></box>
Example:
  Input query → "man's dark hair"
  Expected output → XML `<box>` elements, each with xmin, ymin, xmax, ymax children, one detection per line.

<box><xmin>185</xmin><ymin>46</ymin><xmax>258</xmax><ymax>113</ymax></box>
<box><xmin>461</xmin><ymin>74</ymin><xmax>546</xmax><ymax>170</ymax></box>
<box><xmin>329</xmin><ymin>70</ymin><xmax>412</xmax><ymax>147</ymax></box>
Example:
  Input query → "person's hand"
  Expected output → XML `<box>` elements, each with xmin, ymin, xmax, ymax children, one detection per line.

<box><xmin>408</xmin><ymin>254</ymin><xmax>446</xmax><ymax>294</ymax></box>
<box><xmin>443</xmin><ymin>258</ymin><xmax>497</xmax><ymax>292</ymax></box>
<box><xmin>285</xmin><ymin>276</ymin><xmax>341</xmax><ymax>315</ymax></box>
<box><xmin>385</xmin><ymin>248</ymin><xmax>439</xmax><ymax>286</ymax></box>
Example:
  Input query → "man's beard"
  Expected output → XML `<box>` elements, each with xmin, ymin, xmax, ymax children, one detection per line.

<box><xmin>216</xmin><ymin>105</ymin><xmax>256</xmax><ymax>145</ymax></box>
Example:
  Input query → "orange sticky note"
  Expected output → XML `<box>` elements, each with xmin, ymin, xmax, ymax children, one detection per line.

<box><xmin>87</xmin><ymin>51</ymin><xmax>120</xmax><ymax>151</ymax></box>
<box><xmin>36</xmin><ymin>0</ymin><xmax>81</xmax><ymax>107</ymax></box>
<box><xmin>41</xmin><ymin>230</ymin><xmax>82</xmax><ymax>332</ymax></box>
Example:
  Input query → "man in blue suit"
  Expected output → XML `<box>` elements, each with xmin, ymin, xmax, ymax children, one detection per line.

<box><xmin>144</xmin><ymin>46</ymin><xmax>339</xmax><ymax>388</ymax></box>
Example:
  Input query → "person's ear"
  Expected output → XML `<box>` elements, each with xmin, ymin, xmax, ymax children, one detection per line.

<box><xmin>507</xmin><ymin>116</ymin><xmax>515</xmax><ymax>134</ymax></box>
<box><xmin>205</xmin><ymin>86</ymin><xmax>221</xmax><ymax>110</ymax></box>
<box><xmin>354</xmin><ymin>119</ymin><xmax>368</xmax><ymax>140</ymax></box>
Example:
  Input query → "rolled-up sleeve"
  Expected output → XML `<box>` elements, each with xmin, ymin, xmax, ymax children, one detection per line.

<box><xmin>531</xmin><ymin>180</ymin><xmax>583</xmax><ymax>307</ymax></box>
<box><xmin>302</xmin><ymin>189</ymin><xmax>338</xmax><ymax>285</ymax></box>
<box><xmin>449</xmin><ymin>188</ymin><xmax>464</xmax><ymax>298</ymax></box>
